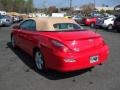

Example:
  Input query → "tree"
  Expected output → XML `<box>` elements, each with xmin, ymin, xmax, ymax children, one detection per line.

<box><xmin>0</xmin><ymin>0</ymin><xmax>13</xmax><ymax>11</ymax></box>
<box><xmin>106</xmin><ymin>10</ymin><xmax>114</xmax><ymax>14</ymax></box>
<box><xmin>0</xmin><ymin>0</ymin><xmax>4</xmax><ymax>10</ymax></box>
<box><xmin>80</xmin><ymin>3</ymin><xmax>95</xmax><ymax>15</ymax></box>
<box><xmin>0</xmin><ymin>0</ymin><xmax>33</xmax><ymax>13</ymax></box>
<box><xmin>25</xmin><ymin>0</ymin><xmax>34</xmax><ymax>13</ymax></box>
<box><xmin>100</xmin><ymin>9</ymin><xmax>106</xmax><ymax>14</ymax></box>
<box><xmin>48</xmin><ymin>6</ymin><xmax>58</xmax><ymax>14</ymax></box>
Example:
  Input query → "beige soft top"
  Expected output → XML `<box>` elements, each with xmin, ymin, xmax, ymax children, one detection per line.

<box><xmin>29</xmin><ymin>17</ymin><xmax>78</xmax><ymax>31</ymax></box>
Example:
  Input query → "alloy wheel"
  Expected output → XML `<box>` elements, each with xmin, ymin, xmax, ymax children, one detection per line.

<box><xmin>35</xmin><ymin>51</ymin><xmax>44</xmax><ymax>70</ymax></box>
<box><xmin>90</xmin><ymin>23</ymin><xmax>95</xmax><ymax>28</ymax></box>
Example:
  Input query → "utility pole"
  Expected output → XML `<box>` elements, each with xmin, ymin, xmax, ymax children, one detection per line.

<box><xmin>94</xmin><ymin>0</ymin><xmax>96</xmax><ymax>10</ymax></box>
<box><xmin>70</xmin><ymin>0</ymin><xmax>72</xmax><ymax>9</ymax></box>
<box><xmin>43</xmin><ymin>0</ymin><xmax>47</xmax><ymax>13</ymax></box>
<box><xmin>70</xmin><ymin>0</ymin><xmax>72</xmax><ymax>15</ymax></box>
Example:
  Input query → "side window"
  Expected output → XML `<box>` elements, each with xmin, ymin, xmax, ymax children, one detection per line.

<box><xmin>20</xmin><ymin>20</ymin><xmax>36</xmax><ymax>31</ymax></box>
<box><xmin>29</xmin><ymin>20</ymin><xmax>36</xmax><ymax>30</ymax></box>
<box><xmin>112</xmin><ymin>18</ymin><xmax>115</xmax><ymax>21</ymax></box>
<box><xmin>76</xmin><ymin>16</ymin><xmax>80</xmax><ymax>18</ymax></box>
<box><xmin>54</xmin><ymin>23</ymin><xmax>81</xmax><ymax>30</ymax></box>
<box><xmin>73</xmin><ymin>24</ymin><xmax>81</xmax><ymax>29</ymax></box>
<box><xmin>20</xmin><ymin>21</ymin><xmax>31</xmax><ymax>30</ymax></box>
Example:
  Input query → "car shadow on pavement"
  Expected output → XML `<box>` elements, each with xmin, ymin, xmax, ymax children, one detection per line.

<box><xmin>7</xmin><ymin>42</ymin><xmax>92</xmax><ymax>80</ymax></box>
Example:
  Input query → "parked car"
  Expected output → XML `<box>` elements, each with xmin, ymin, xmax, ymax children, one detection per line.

<box><xmin>0</xmin><ymin>11</ymin><xmax>7</xmax><ymax>15</ymax></box>
<box><xmin>11</xmin><ymin>17</ymin><xmax>109</xmax><ymax>72</ymax></box>
<box><xmin>12</xmin><ymin>15</ymin><xmax>20</xmax><ymax>23</ymax></box>
<box><xmin>64</xmin><ymin>15</ymin><xmax>72</xmax><ymax>18</ymax></box>
<box><xmin>72</xmin><ymin>15</ymin><xmax>83</xmax><ymax>24</ymax></box>
<box><xmin>18</xmin><ymin>16</ymin><xmax>23</xmax><ymax>21</ymax></box>
<box><xmin>114</xmin><ymin>15</ymin><xmax>120</xmax><ymax>32</ymax></box>
<box><xmin>96</xmin><ymin>17</ymin><xmax>116</xmax><ymax>30</ymax></box>
<box><xmin>0</xmin><ymin>15</ymin><xmax>13</xmax><ymax>26</ymax></box>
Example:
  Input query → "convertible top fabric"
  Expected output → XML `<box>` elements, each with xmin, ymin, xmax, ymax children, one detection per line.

<box><xmin>29</xmin><ymin>17</ymin><xmax>78</xmax><ymax>31</ymax></box>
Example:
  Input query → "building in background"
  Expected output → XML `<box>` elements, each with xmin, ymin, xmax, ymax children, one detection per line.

<box><xmin>96</xmin><ymin>7</ymin><xmax>114</xmax><ymax>11</ymax></box>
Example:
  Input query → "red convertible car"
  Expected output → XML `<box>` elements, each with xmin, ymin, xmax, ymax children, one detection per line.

<box><xmin>11</xmin><ymin>17</ymin><xmax>109</xmax><ymax>72</ymax></box>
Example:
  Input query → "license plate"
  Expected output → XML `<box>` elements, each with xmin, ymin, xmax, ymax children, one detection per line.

<box><xmin>90</xmin><ymin>56</ymin><xmax>99</xmax><ymax>63</ymax></box>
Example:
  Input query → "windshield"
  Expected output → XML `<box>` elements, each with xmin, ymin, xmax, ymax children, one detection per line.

<box><xmin>103</xmin><ymin>17</ymin><xmax>110</xmax><ymax>20</ymax></box>
<box><xmin>0</xmin><ymin>15</ymin><xmax>9</xmax><ymax>19</ymax></box>
<box><xmin>53</xmin><ymin>23</ymin><xmax>83</xmax><ymax>31</ymax></box>
<box><xmin>0</xmin><ymin>15</ymin><xmax>5</xmax><ymax>19</ymax></box>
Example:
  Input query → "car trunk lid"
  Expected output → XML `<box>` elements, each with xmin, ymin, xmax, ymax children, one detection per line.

<box><xmin>39</xmin><ymin>30</ymin><xmax>103</xmax><ymax>52</ymax></box>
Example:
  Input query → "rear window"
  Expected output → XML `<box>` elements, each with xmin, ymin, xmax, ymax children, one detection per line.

<box><xmin>53</xmin><ymin>23</ymin><xmax>83</xmax><ymax>31</ymax></box>
<box><xmin>104</xmin><ymin>17</ymin><xmax>110</xmax><ymax>20</ymax></box>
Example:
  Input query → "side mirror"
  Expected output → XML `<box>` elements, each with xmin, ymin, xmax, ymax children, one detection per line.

<box><xmin>13</xmin><ymin>25</ymin><xmax>20</xmax><ymax>29</ymax></box>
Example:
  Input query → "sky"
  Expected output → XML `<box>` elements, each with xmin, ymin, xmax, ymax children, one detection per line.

<box><xmin>33</xmin><ymin>0</ymin><xmax>120</xmax><ymax>8</ymax></box>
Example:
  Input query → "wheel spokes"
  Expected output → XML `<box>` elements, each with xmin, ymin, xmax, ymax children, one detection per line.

<box><xmin>35</xmin><ymin>52</ymin><xmax>43</xmax><ymax>70</ymax></box>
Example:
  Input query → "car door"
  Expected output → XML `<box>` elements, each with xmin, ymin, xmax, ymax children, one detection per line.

<box><xmin>18</xmin><ymin>20</ymin><xmax>32</xmax><ymax>50</ymax></box>
<box><xmin>19</xmin><ymin>20</ymin><xmax>36</xmax><ymax>55</ymax></box>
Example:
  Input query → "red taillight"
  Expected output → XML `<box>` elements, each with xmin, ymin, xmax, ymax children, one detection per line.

<box><xmin>51</xmin><ymin>40</ymin><xmax>72</xmax><ymax>53</ymax></box>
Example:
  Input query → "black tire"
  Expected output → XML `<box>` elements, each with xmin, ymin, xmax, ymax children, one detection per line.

<box><xmin>34</xmin><ymin>49</ymin><xmax>45</xmax><ymax>71</ymax></box>
<box><xmin>90</xmin><ymin>23</ymin><xmax>95</xmax><ymax>28</ymax></box>
<box><xmin>117</xmin><ymin>29</ymin><xmax>120</xmax><ymax>33</ymax></box>
<box><xmin>11</xmin><ymin>36</ymin><xmax>17</xmax><ymax>48</ymax></box>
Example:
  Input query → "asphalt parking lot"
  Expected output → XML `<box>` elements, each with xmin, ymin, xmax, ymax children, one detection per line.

<box><xmin>0</xmin><ymin>26</ymin><xmax>120</xmax><ymax>90</ymax></box>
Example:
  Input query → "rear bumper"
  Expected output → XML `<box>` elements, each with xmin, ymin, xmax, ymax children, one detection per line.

<box><xmin>44</xmin><ymin>45</ymin><xmax>109</xmax><ymax>72</ymax></box>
